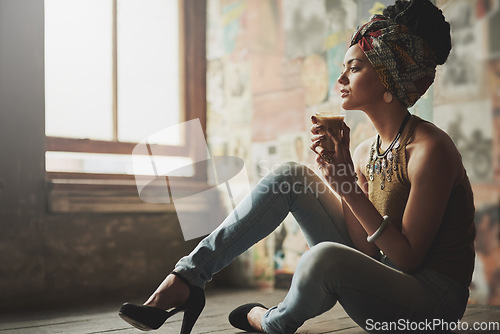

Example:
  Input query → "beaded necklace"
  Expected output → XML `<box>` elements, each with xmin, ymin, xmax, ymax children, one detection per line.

<box><xmin>366</xmin><ymin>112</ymin><xmax>411</xmax><ymax>190</ymax></box>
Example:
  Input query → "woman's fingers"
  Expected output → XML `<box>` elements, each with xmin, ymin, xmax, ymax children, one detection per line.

<box><xmin>312</xmin><ymin>141</ymin><xmax>334</xmax><ymax>168</ymax></box>
<box><xmin>310</xmin><ymin>134</ymin><xmax>324</xmax><ymax>142</ymax></box>
<box><xmin>315</xmin><ymin>154</ymin><xmax>324</xmax><ymax>165</ymax></box>
<box><xmin>310</xmin><ymin>123</ymin><xmax>322</xmax><ymax>135</ymax></box>
<box><xmin>315</xmin><ymin>154</ymin><xmax>330</xmax><ymax>173</ymax></box>
<box><xmin>310</xmin><ymin>139</ymin><xmax>324</xmax><ymax>155</ymax></box>
<box><xmin>311</xmin><ymin>120</ymin><xmax>356</xmax><ymax>190</ymax></box>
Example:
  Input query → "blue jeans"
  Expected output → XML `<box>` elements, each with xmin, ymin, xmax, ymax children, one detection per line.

<box><xmin>175</xmin><ymin>162</ymin><xmax>468</xmax><ymax>333</ymax></box>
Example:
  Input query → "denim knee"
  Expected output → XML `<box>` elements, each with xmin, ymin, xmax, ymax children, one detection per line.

<box><xmin>270</xmin><ymin>161</ymin><xmax>310</xmax><ymax>180</ymax></box>
<box><xmin>293</xmin><ymin>242</ymin><xmax>360</xmax><ymax>291</ymax></box>
<box><xmin>266</xmin><ymin>162</ymin><xmax>322</xmax><ymax>195</ymax></box>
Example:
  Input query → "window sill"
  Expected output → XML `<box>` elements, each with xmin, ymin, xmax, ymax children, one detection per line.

<box><xmin>46</xmin><ymin>173</ymin><xmax>212</xmax><ymax>214</ymax></box>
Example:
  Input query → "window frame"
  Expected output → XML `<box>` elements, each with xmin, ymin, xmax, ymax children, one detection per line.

<box><xmin>45</xmin><ymin>0</ymin><xmax>208</xmax><ymax>213</ymax></box>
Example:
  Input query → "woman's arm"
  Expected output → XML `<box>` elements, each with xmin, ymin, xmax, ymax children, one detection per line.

<box><xmin>314</xmin><ymin>122</ymin><xmax>461</xmax><ymax>273</ymax></box>
<box><xmin>342</xmin><ymin>126</ymin><xmax>461</xmax><ymax>273</ymax></box>
<box><xmin>342</xmin><ymin>139</ymin><xmax>379</xmax><ymax>257</ymax></box>
<box><xmin>310</xmin><ymin>120</ymin><xmax>379</xmax><ymax>256</ymax></box>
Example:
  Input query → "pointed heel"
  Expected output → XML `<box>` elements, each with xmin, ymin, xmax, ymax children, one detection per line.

<box><xmin>180</xmin><ymin>287</ymin><xmax>205</xmax><ymax>334</ymax></box>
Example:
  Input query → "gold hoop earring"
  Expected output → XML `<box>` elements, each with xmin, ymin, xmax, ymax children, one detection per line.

<box><xmin>383</xmin><ymin>91</ymin><xmax>393</xmax><ymax>103</ymax></box>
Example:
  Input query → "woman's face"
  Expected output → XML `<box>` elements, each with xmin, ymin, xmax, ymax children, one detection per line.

<box><xmin>337</xmin><ymin>45</ymin><xmax>386</xmax><ymax>111</ymax></box>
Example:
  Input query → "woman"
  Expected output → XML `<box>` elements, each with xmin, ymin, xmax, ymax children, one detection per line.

<box><xmin>119</xmin><ymin>0</ymin><xmax>475</xmax><ymax>333</ymax></box>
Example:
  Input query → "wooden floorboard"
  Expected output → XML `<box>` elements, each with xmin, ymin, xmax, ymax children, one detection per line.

<box><xmin>0</xmin><ymin>289</ymin><xmax>498</xmax><ymax>333</ymax></box>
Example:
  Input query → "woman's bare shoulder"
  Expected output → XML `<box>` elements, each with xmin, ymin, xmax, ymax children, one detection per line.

<box><xmin>409</xmin><ymin>120</ymin><xmax>464</xmax><ymax>182</ymax></box>
<box><xmin>413</xmin><ymin>120</ymin><xmax>460</xmax><ymax>154</ymax></box>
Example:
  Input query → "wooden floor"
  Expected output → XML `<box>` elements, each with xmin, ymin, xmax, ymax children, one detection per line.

<box><xmin>0</xmin><ymin>289</ymin><xmax>499</xmax><ymax>333</ymax></box>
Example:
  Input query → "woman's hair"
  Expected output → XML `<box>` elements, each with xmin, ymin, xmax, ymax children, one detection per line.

<box><xmin>383</xmin><ymin>0</ymin><xmax>451</xmax><ymax>65</ymax></box>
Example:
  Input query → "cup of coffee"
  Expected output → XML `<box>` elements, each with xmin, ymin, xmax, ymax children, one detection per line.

<box><xmin>315</xmin><ymin>112</ymin><xmax>345</xmax><ymax>152</ymax></box>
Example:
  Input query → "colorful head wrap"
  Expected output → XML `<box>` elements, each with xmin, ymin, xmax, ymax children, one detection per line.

<box><xmin>350</xmin><ymin>15</ymin><xmax>436</xmax><ymax>108</ymax></box>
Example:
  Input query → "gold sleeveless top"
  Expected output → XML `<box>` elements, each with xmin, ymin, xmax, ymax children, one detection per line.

<box><xmin>367</xmin><ymin>115</ymin><xmax>476</xmax><ymax>288</ymax></box>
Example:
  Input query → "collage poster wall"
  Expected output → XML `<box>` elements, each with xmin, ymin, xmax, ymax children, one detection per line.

<box><xmin>206</xmin><ymin>0</ymin><xmax>500</xmax><ymax>304</ymax></box>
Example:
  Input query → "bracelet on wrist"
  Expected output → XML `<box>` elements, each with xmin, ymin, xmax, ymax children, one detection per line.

<box><xmin>367</xmin><ymin>215</ymin><xmax>389</xmax><ymax>243</ymax></box>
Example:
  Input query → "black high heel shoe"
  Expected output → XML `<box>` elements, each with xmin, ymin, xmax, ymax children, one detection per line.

<box><xmin>228</xmin><ymin>303</ymin><xmax>268</xmax><ymax>332</ymax></box>
<box><xmin>119</xmin><ymin>272</ymin><xmax>205</xmax><ymax>333</ymax></box>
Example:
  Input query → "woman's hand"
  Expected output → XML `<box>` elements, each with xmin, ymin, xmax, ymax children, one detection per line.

<box><xmin>310</xmin><ymin>115</ymin><xmax>357</xmax><ymax>197</ymax></box>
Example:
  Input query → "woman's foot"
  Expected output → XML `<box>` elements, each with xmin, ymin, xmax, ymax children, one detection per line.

<box><xmin>229</xmin><ymin>303</ymin><xmax>268</xmax><ymax>332</ymax></box>
<box><xmin>119</xmin><ymin>272</ymin><xmax>205</xmax><ymax>333</ymax></box>
<box><xmin>247</xmin><ymin>306</ymin><xmax>266</xmax><ymax>332</ymax></box>
<box><xmin>143</xmin><ymin>272</ymin><xmax>191</xmax><ymax>310</ymax></box>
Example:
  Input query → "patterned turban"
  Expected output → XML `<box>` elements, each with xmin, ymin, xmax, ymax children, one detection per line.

<box><xmin>350</xmin><ymin>15</ymin><xmax>436</xmax><ymax>108</ymax></box>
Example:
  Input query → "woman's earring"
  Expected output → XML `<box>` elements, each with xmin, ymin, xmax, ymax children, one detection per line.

<box><xmin>383</xmin><ymin>91</ymin><xmax>393</xmax><ymax>103</ymax></box>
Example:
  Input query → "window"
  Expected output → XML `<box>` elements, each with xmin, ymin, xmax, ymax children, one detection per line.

<box><xmin>44</xmin><ymin>0</ymin><xmax>207</xmax><ymax>212</ymax></box>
